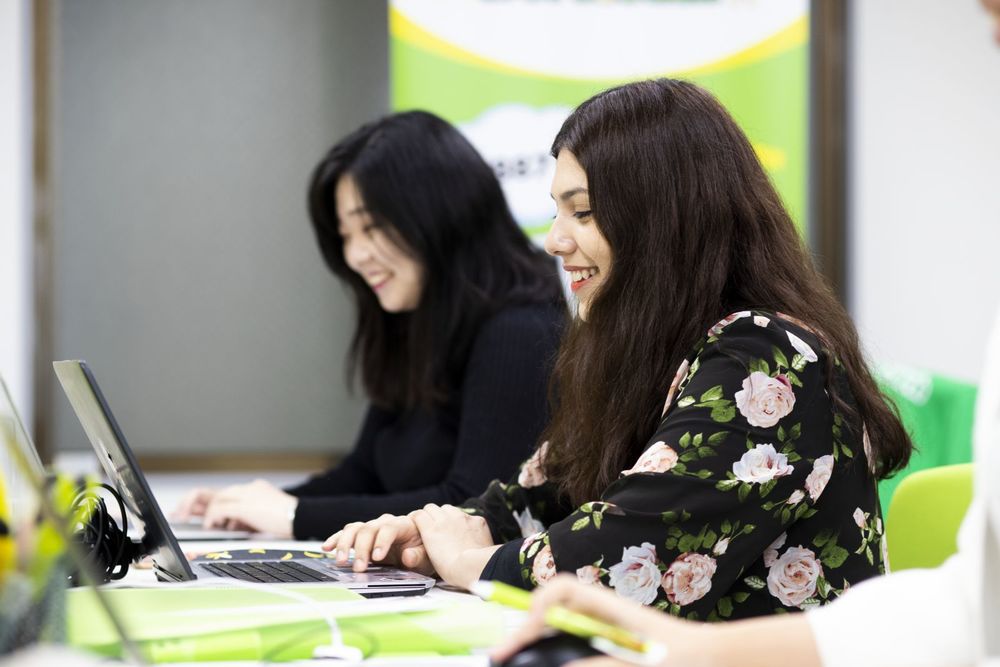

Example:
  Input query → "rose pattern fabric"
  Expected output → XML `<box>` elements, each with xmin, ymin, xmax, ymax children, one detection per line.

<box><xmin>735</xmin><ymin>372</ymin><xmax>797</xmax><ymax>428</ymax></box>
<box><xmin>661</xmin><ymin>553</ymin><xmax>718</xmax><ymax>606</ymax></box>
<box><xmin>517</xmin><ymin>442</ymin><xmax>549</xmax><ymax>488</ymax></box>
<box><xmin>464</xmin><ymin>310</ymin><xmax>885</xmax><ymax>621</ymax></box>
<box><xmin>608</xmin><ymin>543</ymin><xmax>663</xmax><ymax>605</ymax></box>
<box><xmin>624</xmin><ymin>441</ymin><xmax>679</xmax><ymax>476</ymax></box>
<box><xmin>767</xmin><ymin>545</ymin><xmax>824</xmax><ymax>608</ymax></box>
<box><xmin>732</xmin><ymin>444</ymin><xmax>794</xmax><ymax>483</ymax></box>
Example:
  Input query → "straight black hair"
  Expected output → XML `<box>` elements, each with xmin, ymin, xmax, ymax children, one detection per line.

<box><xmin>308</xmin><ymin>111</ymin><xmax>565</xmax><ymax>410</ymax></box>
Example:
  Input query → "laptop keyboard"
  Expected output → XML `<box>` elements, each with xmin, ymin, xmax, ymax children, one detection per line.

<box><xmin>201</xmin><ymin>560</ymin><xmax>338</xmax><ymax>584</ymax></box>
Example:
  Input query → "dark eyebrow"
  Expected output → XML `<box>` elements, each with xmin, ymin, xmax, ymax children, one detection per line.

<box><xmin>549</xmin><ymin>187</ymin><xmax>589</xmax><ymax>202</ymax></box>
<box><xmin>343</xmin><ymin>206</ymin><xmax>368</xmax><ymax>217</ymax></box>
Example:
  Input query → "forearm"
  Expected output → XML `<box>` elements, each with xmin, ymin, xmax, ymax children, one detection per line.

<box><xmin>698</xmin><ymin>615</ymin><xmax>819</xmax><ymax>667</ymax></box>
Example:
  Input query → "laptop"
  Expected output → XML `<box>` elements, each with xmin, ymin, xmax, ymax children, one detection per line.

<box><xmin>53</xmin><ymin>360</ymin><xmax>436</xmax><ymax>597</ymax></box>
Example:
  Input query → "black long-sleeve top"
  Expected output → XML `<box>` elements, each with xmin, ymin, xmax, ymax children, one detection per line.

<box><xmin>286</xmin><ymin>302</ymin><xmax>565</xmax><ymax>539</ymax></box>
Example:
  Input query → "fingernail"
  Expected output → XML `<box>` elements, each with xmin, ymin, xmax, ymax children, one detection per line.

<box><xmin>353</xmin><ymin>559</ymin><xmax>366</xmax><ymax>571</ymax></box>
<box><xmin>337</xmin><ymin>550</ymin><xmax>346</xmax><ymax>561</ymax></box>
<box><xmin>372</xmin><ymin>548</ymin><xmax>383</xmax><ymax>560</ymax></box>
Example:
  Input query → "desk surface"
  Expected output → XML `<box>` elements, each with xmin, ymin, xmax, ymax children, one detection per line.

<box><xmin>143</xmin><ymin>472</ymin><xmax>510</xmax><ymax>665</ymax></box>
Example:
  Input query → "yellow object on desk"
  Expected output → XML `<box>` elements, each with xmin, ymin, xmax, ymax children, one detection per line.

<box><xmin>471</xmin><ymin>580</ymin><xmax>667</xmax><ymax>664</ymax></box>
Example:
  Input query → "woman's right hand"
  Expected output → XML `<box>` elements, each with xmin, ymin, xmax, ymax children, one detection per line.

<box><xmin>173</xmin><ymin>487</ymin><xmax>218</xmax><ymax>521</ymax></box>
<box><xmin>322</xmin><ymin>513</ymin><xmax>433</xmax><ymax>575</ymax></box>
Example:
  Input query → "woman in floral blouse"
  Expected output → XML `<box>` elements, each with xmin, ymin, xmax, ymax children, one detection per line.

<box><xmin>323</xmin><ymin>79</ymin><xmax>913</xmax><ymax>621</ymax></box>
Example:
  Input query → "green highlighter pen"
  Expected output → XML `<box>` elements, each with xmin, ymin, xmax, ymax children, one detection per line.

<box><xmin>470</xmin><ymin>579</ymin><xmax>666</xmax><ymax>660</ymax></box>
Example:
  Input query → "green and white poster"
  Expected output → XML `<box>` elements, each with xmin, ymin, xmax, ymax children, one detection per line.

<box><xmin>390</xmin><ymin>0</ymin><xmax>809</xmax><ymax>238</ymax></box>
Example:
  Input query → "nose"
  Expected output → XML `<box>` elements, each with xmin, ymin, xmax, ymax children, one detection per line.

<box><xmin>544</xmin><ymin>216</ymin><xmax>575</xmax><ymax>257</ymax></box>
<box><xmin>343</xmin><ymin>236</ymin><xmax>374</xmax><ymax>272</ymax></box>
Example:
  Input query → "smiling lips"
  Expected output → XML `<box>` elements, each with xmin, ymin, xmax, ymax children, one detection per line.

<box><xmin>368</xmin><ymin>275</ymin><xmax>390</xmax><ymax>291</ymax></box>
<box><xmin>566</xmin><ymin>266</ymin><xmax>598</xmax><ymax>292</ymax></box>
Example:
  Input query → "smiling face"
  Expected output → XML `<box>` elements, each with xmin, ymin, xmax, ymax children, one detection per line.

<box><xmin>336</xmin><ymin>173</ymin><xmax>425</xmax><ymax>313</ymax></box>
<box><xmin>545</xmin><ymin>150</ymin><xmax>612</xmax><ymax>321</ymax></box>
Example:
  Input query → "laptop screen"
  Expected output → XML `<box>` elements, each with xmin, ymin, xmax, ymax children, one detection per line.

<box><xmin>52</xmin><ymin>360</ymin><xmax>195</xmax><ymax>582</ymax></box>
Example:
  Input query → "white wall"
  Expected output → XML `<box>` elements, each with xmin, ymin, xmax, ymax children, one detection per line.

<box><xmin>849</xmin><ymin>0</ymin><xmax>1000</xmax><ymax>384</ymax></box>
<box><xmin>0</xmin><ymin>0</ymin><xmax>33</xmax><ymax>422</ymax></box>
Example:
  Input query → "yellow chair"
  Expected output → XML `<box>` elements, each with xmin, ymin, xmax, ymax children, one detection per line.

<box><xmin>885</xmin><ymin>463</ymin><xmax>974</xmax><ymax>571</ymax></box>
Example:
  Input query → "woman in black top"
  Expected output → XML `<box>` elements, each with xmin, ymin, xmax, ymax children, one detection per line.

<box><xmin>324</xmin><ymin>81</ymin><xmax>912</xmax><ymax>621</ymax></box>
<box><xmin>175</xmin><ymin>111</ymin><xmax>565</xmax><ymax>539</ymax></box>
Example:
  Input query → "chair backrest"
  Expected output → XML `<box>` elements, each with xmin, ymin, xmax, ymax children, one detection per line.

<box><xmin>885</xmin><ymin>463</ymin><xmax>974</xmax><ymax>571</ymax></box>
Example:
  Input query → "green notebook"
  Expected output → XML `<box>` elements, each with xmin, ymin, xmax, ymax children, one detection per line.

<box><xmin>67</xmin><ymin>585</ymin><xmax>504</xmax><ymax>662</ymax></box>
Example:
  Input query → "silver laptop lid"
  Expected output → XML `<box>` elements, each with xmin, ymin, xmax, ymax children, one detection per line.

<box><xmin>52</xmin><ymin>360</ymin><xmax>195</xmax><ymax>582</ymax></box>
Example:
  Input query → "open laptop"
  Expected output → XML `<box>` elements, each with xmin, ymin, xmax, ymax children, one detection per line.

<box><xmin>53</xmin><ymin>360</ymin><xmax>436</xmax><ymax>597</ymax></box>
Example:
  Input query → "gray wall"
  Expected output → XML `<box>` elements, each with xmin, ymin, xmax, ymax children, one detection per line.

<box><xmin>49</xmin><ymin>0</ymin><xmax>387</xmax><ymax>456</ymax></box>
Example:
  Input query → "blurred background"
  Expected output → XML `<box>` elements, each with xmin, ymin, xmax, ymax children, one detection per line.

<box><xmin>1</xmin><ymin>0</ymin><xmax>998</xmax><ymax>488</ymax></box>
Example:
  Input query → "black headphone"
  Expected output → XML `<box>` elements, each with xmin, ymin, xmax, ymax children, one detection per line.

<box><xmin>68</xmin><ymin>481</ymin><xmax>143</xmax><ymax>584</ymax></box>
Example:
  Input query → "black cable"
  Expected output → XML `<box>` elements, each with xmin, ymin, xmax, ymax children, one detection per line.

<box><xmin>68</xmin><ymin>481</ymin><xmax>143</xmax><ymax>584</ymax></box>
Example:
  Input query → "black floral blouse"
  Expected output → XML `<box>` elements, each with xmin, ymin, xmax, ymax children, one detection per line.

<box><xmin>464</xmin><ymin>311</ymin><xmax>886</xmax><ymax>621</ymax></box>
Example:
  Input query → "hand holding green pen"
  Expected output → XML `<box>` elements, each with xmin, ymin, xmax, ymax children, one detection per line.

<box><xmin>472</xmin><ymin>579</ymin><xmax>668</xmax><ymax>665</ymax></box>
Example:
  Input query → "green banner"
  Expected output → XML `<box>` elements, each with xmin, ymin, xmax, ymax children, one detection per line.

<box><xmin>390</xmin><ymin>0</ymin><xmax>809</xmax><ymax>239</ymax></box>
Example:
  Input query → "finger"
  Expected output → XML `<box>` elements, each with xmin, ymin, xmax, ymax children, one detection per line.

<box><xmin>322</xmin><ymin>531</ymin><xmax>341</xmax><ymax>552</ymax></box>
<box><xmin>371</xmin><ymin>522</ymin><xmax>402</xmax><ymax>563</ymax></box>
<box><xmin>409</xmin><ymin>509</ymin><xmax>430</xmax><ymax>531</ymax></box>
<box><xmin>401</xmin><ymin>546</ymin><xmax>434</xmax><ymax>575</ymax></box>
<box><xmin>490</xmin><ymin>610</ymin><xmax>551</xmax><ymax>662</ymax></box>
<box><xmin>333</xmin><ymin>522</ymin><xmax>365</xmax><ymax>563</ymax></box>
<box><xmin>351</xmin><ymin>523</ymin><xmax>382</xmax><ymax>571</ymax></box>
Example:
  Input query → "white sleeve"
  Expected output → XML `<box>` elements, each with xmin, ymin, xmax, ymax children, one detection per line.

<box><xmin>806</xmin><ymin>550</ymin><xmax>977</xmax><ymax>667</ymax></box>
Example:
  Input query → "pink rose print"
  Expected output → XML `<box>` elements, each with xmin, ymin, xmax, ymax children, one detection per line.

<box><xmin>734</xmin><ymin>372</ymin><xmax>796</xmax><ymax>428</ymax></box>
<box><xmin>576</xmin><ymin>565</ymin><xmax>602</xmax><ymax>585</ymax></box>
<box><xmin>767</xmin><ymin>545</ymin><xmax>824</xmax><ymax>608</ymax></box>
<box><xmin>732</xmin><ymin>443</ymin><xmax>794</xmax><ymax>484</ymax></box>
<box><xmin>763</xmin><ymin>532</ymin><xmax>787</xmax><ymax>568</ymax></box>
<box><xmin>518</xmin><ymin>442</ymin><xmax>549</xmax><ymax>488</ymax></box>
<box><xmin>608</xmin><ymin>543</ymin><xmax>661</xmax><ymax>605</ymax></box>
<box><xmin>707</xmin><ymin>311</ymin><xmax>751</xmax><ymax>337</ymax></box>
<box><xmin>624</xmin><ymin>441</ymin><xmax>679</xmax><ymax>476</ymax></box>
<box><xmin>662</xmin><ymin>359</ymin><xmax>691</xmax><ymax>416</ymax></box>
<box><xmin>531</xmin><ymin>545</ymin><xmax>557</xmax><ymax>585</ymax></box>
<box><xmin>805</xmin><ymin>455</ymin><xmax>835</xmax><ymax>501</ymax></box>
<box><xmin>661</xmin><ymin>553</ymin><xmax>718</xmax><ymax>606</ymax></box>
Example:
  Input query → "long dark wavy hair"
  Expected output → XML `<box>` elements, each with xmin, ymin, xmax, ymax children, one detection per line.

<box><xmin>541</xmin><ymin>79</ymin><xmax>911</xmax><ymax>505</ymax></box>
<box><xmin>308</xmin><ymin>111</ymin><xmax>565</xmax><ymax>410</ymax></box>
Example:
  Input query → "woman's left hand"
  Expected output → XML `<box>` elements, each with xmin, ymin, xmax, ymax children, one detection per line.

<box><xmin>408</xmin><ymin>503</ymin><xmax>499</xmax><ymax>589</ymax></box>
<box><xmin>202</xmin><ymin>479</ymin><xmax>298</xmax><ymax>538</ymax></box>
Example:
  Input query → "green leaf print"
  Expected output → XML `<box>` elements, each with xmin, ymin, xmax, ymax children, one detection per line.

<box><xmin>717</xmin><ymin>597</ymin><xmax>734</xmax><ymax>618</ymax></box>
<box><xmin>693</xmin><ymin>433</ymin><xmax>704</xmax><ymax>447</ymax></box>
<box><xmin>665</xmin><ymin>537</ymin><xmax>678</xmax><ymax>550</ymax></box>
<box><xmin>817</xmin><ymin>577</ymin><xmax>831</xmax><ymax>599</ymax></box>
<box><xmin>749</xmin><ymin>358</ymin><xmax>770</xmax><ymax>375</ymax></box>
<box><xmin>813</xmin><ymin>529</ymin><xmax>834</xmax><ymax>548</ymax></box>
<box><xmin>772</xmin><ymin>346</ymin><xmax>789</xmax><ymax>369</ymax></box>
<box><xmin>740</xmin><ymin>524</ymin><xmax>755</xmax><ymax>535</ymax></box>
<box><xmin>744</xmin><ymin>576</ymin><xmax>766</xmax><ymax>590</ymax></box>
<box><xmin>789</xmin><ymin>423</ymin><xmax>802</xmax><ymax>440</ymax></box>
<box><xmin>710</xmin><ymin>404</ymin><xmax>736</xmax><ymax>423</ymax></box>
<box><xmin>526</xmin><ymin>540</ymin><xmax>542</xmax><ymax>559</ymax></box>
<box><xmin>716</xmin><ymin>479</ymin><xmax>740</xmax><ymax>492</ymax></box>
<box><xmin>708</xmin><ymin>431</ymin><xmax>728</xmax><ymax>446</ymax></box>
<box><xmin>785</xmin><ymin>370</ymin><xmax>803</xmax><ymax>387</ymax></box>
<box><xmin>733</xmin><ymin>591</ymin><xmax>750</xmax><ymax>603</ymax></box>
<box><xmin>738</xmin><ymin>484</ymin><xmax>751</xmax><ymax>502</ymax></box>
<box><xmin>792</xmin><ymin>354</ymin><xmax>808</xmax><ymax>372</ymax></box>
<box><xmin>700</xmin><ymin>385</ymin><xmax>724</xmax><ymax>402</ymax></box>
<box><xmin>759</xmin><ymin>479</ymin><xmax>777</xmax><ymax>498</ymax></box>
<box><xmin>677</xmin><ymin>396</ymin><xmax>696</xmax><ymax>408</ymax></box>
<box><xmin>777</xmin><ymin>425</ymin><xmax>786</xmax><ymax>442</ymax></box>
<box><xmin>571</xmin><ymin>516</ymin><xmax>591</xmax><ymax>532</ymax></box>
<box><xmin>702</xmin><ymin>530</ymin><xmax>718</xmax><ymax>549</ymax></box>
<box><xmin>679</xmin><ymin>432</ymin><xmax>692</xmax><ymax>448</ymax></box>
<box><xmin>820</xmin><ymin>544</ymin><xmax>849</xmax><ymax>569</ymax></box>
<box><xmin>593</xmin><ymin>513</ymin><xmax>603</xmax><ymax>529</ymax></box>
